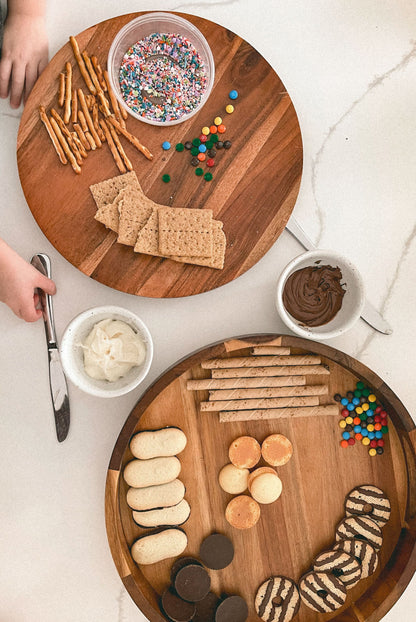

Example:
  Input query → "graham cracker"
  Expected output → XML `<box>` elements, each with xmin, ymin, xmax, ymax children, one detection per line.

<box><xmin>134</xmin><ymin>207</ymin><xmax>160</xmax><ymax>256</ymax></box>
<box><xmin>170</xmin><ymin>221</ymin><xmax>226</xmax><ymax>269</ymax></box>
<box><xmin>90</xmin><ymin>171</ymin><xmax>142</xmax><ymax>233</ymax></box>
<box><xmin>94</xmin><ymin>201</ymin><xmax>120</xmax><ymax>232</ymax></box>
<box><xmin>117</xmin><ymin>187</ymin><xmax>155</xmax><ymax>246</ymax></box>
<box><xmin>158</xmin><ymin>207</ymin><xmax>213</xmax><ymax>257</ymax></box>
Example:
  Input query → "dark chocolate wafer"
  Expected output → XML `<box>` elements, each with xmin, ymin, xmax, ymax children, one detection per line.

<box><xmin>194</xmin><ymin>592</ymin><xmax>220</xmax><ymax>622</ymax></box>
<box><xmin>160</xmin><ymin>587</ymin><xmax>196</xmax><ymax>622</ymax></box>
<box><xmin>174</xmin><ymin>564</ymin><xmax>211</xmax><ymax>602</ymax></box>
<box><xmin>170</xmin><ymin>556</ymin><xmax>202</xmax><ymax>583</ymax></box>
<box><xmin>199</xmin><ymin>533</ymin><xmax>234</xmax><ymax>569</ymax></box>
<box><xmin>215</xmin><ymin>595</ymin><xmax>248</xmax><ymax>622</ymax></box>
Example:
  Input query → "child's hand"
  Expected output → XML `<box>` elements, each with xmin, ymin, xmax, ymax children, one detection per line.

<box><xmin>0</xmin><ymin>12</ymin><xmax>48</xmax><ymax>108</ymax></box>
<box><xmin>0</xmin><ymin>241</ymin><xmax>56</xmax><ymax>322</ymax></box>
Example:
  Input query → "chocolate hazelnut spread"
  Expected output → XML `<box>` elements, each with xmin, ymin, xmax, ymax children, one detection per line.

<box><xmin>282</xmin><ymin>264</ymin><xmax>346</xmax><ymax>327</ymax></box>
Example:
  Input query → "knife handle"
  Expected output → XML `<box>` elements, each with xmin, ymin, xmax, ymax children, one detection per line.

<box><xmin>285</xmin><ymin>218</ymin><xmax>316</xmax><ymax>251</ymax></box>
<box><xmin>30</xmin><ymin>253</ymin><xmax>57</xmax><ymax>348</ymax></box>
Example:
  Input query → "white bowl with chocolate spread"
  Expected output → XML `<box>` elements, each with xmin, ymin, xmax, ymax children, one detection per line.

<box><xmin>276</xmin><ymin>250</ymin><xmax>365</xmax><ymax>340</ymax></box>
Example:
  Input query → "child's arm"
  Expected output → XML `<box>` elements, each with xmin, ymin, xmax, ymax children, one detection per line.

<box><xmin>0</xmin><ymin>0</ymin><xmax>48</xmax><ymax>108</ymax></box>
<box><xmin>0</xmin><ymin>239</ymin><xmax>56</xmax><ymax>322</ymax></box>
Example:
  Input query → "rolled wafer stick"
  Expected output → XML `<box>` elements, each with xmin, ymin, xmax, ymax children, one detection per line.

<box><xmin>77</xmin><ymin>109</ymin><xmax>89</xmax><ymax>133</ymax></box>
<box><xmin>69</xmin><ymin>35</ymin><xmax>96</xmax><ymax>94</ymax></box>
<box><xmin>208</xmin><ymin>385</ymin><xmax>328</xmax><ymax>400</ymax></box>
<box><xmin>50</xmin><ymin>108</ymin><xmax>83</xmax><ymax>165</ymax></box>
<box><xmin>58</xmin><ymin>72</ymin><xmax>65</xmax><ymax>107</ymax></box>
<box><xmin>63</xmin><ymin>62</ymin><xmax>72</xmax><ymax>124</ymax></box>
<box><xmin>93</xmin><ymin>102</ymin><xmax>105</xmax><ymax>142</ymax></box>
<box><xmin>91</xmin><ymin>55</ymin><xmax>107</xmax><ymax>90</ymax></box>
<box><xmin>73</xmin><ymin>122</ymin><xmax>90</xmax><ymax>150</ymax></box>
<box><xmin>71</xmin><ymin>89</ymin><xmax>78</xmax><ymax>123</ymax></box>
<box><xmin>71</xmin><ymin>132</ymin><xmax>88</xmax><ymax>158</ymax></box>
<box><xmin>99</xmin><ymin>119</ymin><xmax>126</xmax><ymax>173</ymax></box>
<box><xmin>39</xmin><ymin>106</ymin><xmax>67</xmax><ymax>164</ymax></box>
<box><xmin>201</xmin><ymin>396</ymin><xmax>320</xmax><ymax>411</ymax></box>
<box><xmin>81</xmin><ymin>50</ymin><xmax>102</xmax><ymax>94</ymax></box>
<box><xmin>187</xmin><ymin>376</ymin><xmax>307</xmax><ymax>390</ymax></box>
<box><xmin>251</xmin><ymin>347</ymin><xmax>291</xmax><ymax>355</ymax></box>
<box><xmin>211</xmin><ymin>365</ymin><xmax>329</xmax><ymax>378</ymax></box>
<box><xmin>85</xmin><ymin>131</ymin><xmax>96</xmax><ymax>150</ymax></box>
<box><xmin>201</xmin><ymin>355</ymin><xmax>321</xmax><ymax>369</ymax></box>
<box><xmin>106</xmin><ymin>120</ymin><xmax>133</xmax><ymax>171</ymax></box>
<box><xmin>78</xmin><ymin>88</ymin><xmax>102</xmax><ymax>147</ymax></box>
<box><xmin>108</xmin><ymin>115</ymin><xmax>153</xmax><ymax>160</ymax></box>
<box><xmin>49</xmin><ymin>117</ymin><xmax>81</xmax><ymax>174</ymax></box>
<box><xmin>219</xmin><ymin>404</ymin><xmax>339</xmax><ymax>422</ymax></box>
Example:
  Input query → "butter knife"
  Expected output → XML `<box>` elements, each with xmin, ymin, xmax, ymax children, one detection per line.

<box><xmin>31</xmin><ymin>253</ymin><xmax>70</xmax><ymax>442</ymax></box>
<box><xmin>285</xmin><ymin>218</ymin><xmax>393</xmax><ymax>335</ymax></box>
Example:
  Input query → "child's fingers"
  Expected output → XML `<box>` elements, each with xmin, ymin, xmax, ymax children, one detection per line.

<box><xmin>9</xmin><ymin>62</ymin><xmax>25</xmax><ymax>108</ymax></box>
<box><xmin>0</xmin><ymin>57</ymin><xmax>12</xmax><ymax>99</ymax></box>
<box><xmin>18</xmin><ymin>298</ymin><xmax>43</xmax><ymax>323</ymax></box>
<box><xmin>24</xmin><ymin>64</ymin><xmax>38</xmax><ymax>103</ymax></box>
<box><xmin>35</xmin><ymin>272</ymin><xmax>57</xmax><ymax>296</ymax></box>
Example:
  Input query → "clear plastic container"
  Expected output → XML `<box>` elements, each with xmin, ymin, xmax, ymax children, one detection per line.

<box><xmin>108</xmin><ymin>12</ymin><xmax>215</xmax><ymax>126</ymax></box>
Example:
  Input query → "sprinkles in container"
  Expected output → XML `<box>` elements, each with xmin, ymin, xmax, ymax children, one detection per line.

<box><xmin>108</xmin><ymin>13</ymin><xmax>215</xmax><ymax>126</ymax></box>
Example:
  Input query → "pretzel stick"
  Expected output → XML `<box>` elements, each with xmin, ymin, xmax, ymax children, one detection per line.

<box><xmin>201</xmin><ymin>396</ymin><xmax>320</xmax><ymax>411</ymax></box>
<box><xmin>93</xmin><ymin>102</ymin><xmax>105</xmax><ymax>141</ymax></box>
<box><xmin>58</xmin><ymin>73</ymin><xmax>65</xmax><ymax>107</ymax></box>
<box><xmin>71</xmin><ymin>89</ymin><xmax>78</xmax><ymax>123</ymax></box>
<box><xmin>97</xmin><ymin>89</ymin><xmax>111</xmax><ymax>117</ymax></box>
<box><xmin>201</xmin><ymin>355</ymin><xmax>322</xmax><ymax>369</ymax></box>
<box><xmin>85</xmin><ymin>132</ymin><xmax>96</xmax><ymax>150</ymax></box>
<box><xmin>187</xmin><ymin>376</ymin><xmax>307</xmax><ymax>390</ymax></box>
<box><xmin>39</xmin><ymin>106</ymin><xmax>67</xmax><ymax>164</ymax></box>
<box><xmin>208</xmin><ymin>385</ymin><xmax>328</xmax><ymax>400</ymax></box>
<box><xmin>50</xmin><ymin>108</ymin><xmax>83</xmax><ymax>165</ymax></box>
<box><xmin>73</xmin><ymin>122</ymin><xmax>90</xmax><ymax>150</ymax></box>
<box><xmin>91</xmin><ymin>55</ymin><xmax>107</xmax><ymax>90</ymax></box>
<box><xmin>211</xmin><ymin>365</ymin><xmax>330</xmax><ymax>378</ymax></box>
<box><xmin>104</xmin><ymin>69</ymin><xmax>123</xmax><ymax>125</ymax></box>
<box><xmin>219</xmin><ymin>405</ymin><xmax>340</xmax><ymax>422</ymax></box>
<box><xmin>63</xmin><ymin>62</ymin><xmax>72</xmax><ymax>124</ymax></box>
<box><xmin>77</xmin><ymin>89</ymin><xmax>102</xmax><ymax>147</ymax></box>
<box><xmin>77</xmin><ymin>109</ymin><xmax>89</xmax><ymax>133</ymax></box>
<box><xmin>86</xmin><ymin>94</ymin><xmax>95</xmax><ymax>110</ymax></box>
<box><xmin>106</xmin><ymin>120</ymin><xmax>133</xmax><ymax>171</ymax></box>
<box><xmin>81</xmin><ymin>50</ymin><xmax>102</xmax><ymax>94</ymax></box>
<box><xmin>99</xmin><ymin>120</ymin><xmax>126</xmax><ymax>173</ymax></box>
<box><xmin>69</xmin><ymin>35</ymin><xmax>96</xmax><ymax>94</ymax></box>
<box><xmin>49</xmin><ymin>117</ymin><xmax>81</xmax><ymax>174</ymax></box>
<box><xmin>71</xmin><ymin>132</ymin><xmax>88</xmax><ymax>158</ymax></box>
<box><xmin>119</xmin><ymin>103</ymin><xmax>128</xmax><ymax>120</ymax></box>
<box><xmin>108</xmin><ymin>116</ymin><xmax>153</xmax><ymax>160</ymax></box>
<box><xmin>250</xmin><ymin>347</ymin><xmax>291</xmax><ymax>355</ymax></box>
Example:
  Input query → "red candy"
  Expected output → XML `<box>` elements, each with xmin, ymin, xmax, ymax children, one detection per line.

<box><xmin>370</xmin><ymin>440</ymin><xmax>377</xmax><ymax>448</ymax></box>
<box><xmin>348</xmin><ymin>438</ymin><xmax>355</xmax><ymax>446</ymax></box>
<box><xmin>206</xmin><ymin>158</ymin><xmax>215</xmax><ymax>167</ymax></box>
<box><xmin>341</xmin><ymin>409</ymin><xmax>349</xmax><ymax>417</ymax></box>
<box><xmin>377</xmin><ymin>439</ymin><xmax>385</xmax><ymax>447</ymax></box>
<box><xmin>199</xmin><ymin>134</ymin><xmax>208</xmax><ymax>142</ymax></box>
<box><xmin>374</xmin><ymin>414</ymin><xmax>381</xmax><ymax>423</ymax></box>
<box><xmin>380</xmin><ymin>410</ymin><xmax>387</xmax><ymax>418</ymax></box>
<box><xmin>375</xmin><ymin>406</ymin><xmax>382</xmax><ymax>413</ymax></box>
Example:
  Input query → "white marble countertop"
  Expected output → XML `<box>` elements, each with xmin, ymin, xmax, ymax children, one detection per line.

<box><xmin>1</xmin><ymin>1</ymin><xmax>415</xmax><ymax>620</ymax></box>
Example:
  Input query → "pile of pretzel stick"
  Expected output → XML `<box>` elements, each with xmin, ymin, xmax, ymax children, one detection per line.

<box><xmin>187</xmin><ymin>344</ymin><xmax>339</xmax><ymax>421</ymax></box>
<box><xmin>39</xmin><ymin>35</ymin><xmax>153</xmax><ymax>175</ymax></box>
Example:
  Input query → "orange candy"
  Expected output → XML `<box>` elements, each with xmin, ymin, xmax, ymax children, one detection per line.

<box><xmin>353</xmin><ymin>417</ymin><xmax>360</xmax><ymax>425</ymax></box>
<box><xmin>340</xmin><ymin>440</ymin><xmax>349</xmax><ymax>448</ymax></box>
<box><xmin>374</xmin><ymin>422</ymin><xmax>382</xmax><ymax>430</ymax></box>
<box><xmin>355</xmin><ymin>433</ymin><xmax>363</xmax><ymax>441</ymax></box>
<box><xmin>217</xmin><ymin>124</ymin><xmax>226</xmax><ymax>133</ymax></box>
<box><xmin>209</xmin><ymin>125</ymin><xmax>217</xmax><ymax>134</ymax></box>
<box><xmin>197</xmin><ymin>153</ymin><xmax>206</xmax><ymax>162</ymax></box>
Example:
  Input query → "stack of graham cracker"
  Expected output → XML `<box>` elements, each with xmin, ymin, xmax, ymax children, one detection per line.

<box><xmin>90</xmin><ymin>171</ymin><xmax>226</xmax><ymax>269</ymax></box>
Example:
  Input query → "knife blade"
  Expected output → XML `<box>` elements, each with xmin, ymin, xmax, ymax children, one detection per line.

<box><xmin>31</xmin><ymin>253</ymin><xmax>70</xmax><ymax>442</ymax></box>
<box><xmin>285</xmin><ymin>218</ymin><xmax>393</xmax><ymax>335</ymax></box>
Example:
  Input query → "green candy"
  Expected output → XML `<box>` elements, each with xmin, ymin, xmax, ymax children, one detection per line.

<box><xmin>381</xmin><ymin>425</ymin><xmax>388</xmax><ymax>434</ymax></box>
<box><xmin>354</xmin><ymin>390</ymin><xmax>362</xmax><ymax>398</ymax></box>
<box><xmin>205</xmin><ymin>140</ymin><xmax>214</xmax><ymax>149</ymax></box>
<box><xmin>356</xmin><ymin>381</ymin><xmax>365</xmax><ymax>390</ymax></box>
<box><xmin>162</xmin><ymin>174</ymin><xmax>171</xmax><ymax>183</ymax></box>
<box><xmin>369</xmin><ymin>402</ymin><xmax>377</xmax><ymax>410</ymax></box>
<box><xmin>195</xmin><ymin>168</ymin><xmax>204</xmax><ymax>176</ymax></box>
<box><xmin>362</xmin><ymin>388</ymin><xmax>371</xmax><ymax>397</ymax></box>
<box><xmin>175</xmin><ymin>143</ymin><xmax>184</xmax><ymax>152</ymax></box>
<box><xmin>192</xmin><ymin>137</ymin><xmax>201</xmax><ymax>146</ymax></box>
<box><xmin>204</xmin><ymin>172</ymin><xmax>213</xmax><ymax>181</ymax></box>
<box><xmin>191</xmin><ymin>147</ymin><xmax>199</xmax><ymax>156</ymax></box>
<box><xmin>211</xmin><ymin>134</ymin><xmax>219</xmax><ymax>143</ymax></box>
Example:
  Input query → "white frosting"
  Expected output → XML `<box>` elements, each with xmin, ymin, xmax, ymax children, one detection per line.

<box><xmin>81</xmin><ymin>319</ymin><xmax>146</xmax><ymax>382</ymax></box>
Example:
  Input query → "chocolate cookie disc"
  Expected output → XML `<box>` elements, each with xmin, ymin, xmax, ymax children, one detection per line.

<box><xmin>199</xmin><ymin>533</ymin><xmax>234</xmax><ymax>569</ymax></box>
<box><xmin>215</xmin><ymin>595</ymin><xmax>248</xmax><ymax>622</ymax></box>
<box><xmin>174</xmin><ymin>563</ymin><xmax>211</xmax><ymax>602</ymax></box>
<box><xmin>160</xmin><ymin>588</ymin><xmax>196</xmax><ymax>622</ymax></box>
<box><xmin>194</xmin><ymin>592</ymin><xmax>220</xmax><ymax>622</ymax></box>
<box><xmin>170</xmin><ymin>556</ymin><xmax>202</xmax><ymax>582</ymax></box>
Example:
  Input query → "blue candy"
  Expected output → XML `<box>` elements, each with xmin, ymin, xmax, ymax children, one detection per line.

<box><xmin>352</xmin><ymin>397</ymin><xmax>360</xmax><ymax>405</ymax></box>
<box><xmin>375</xmin><ymin>430</ymin><xmax>383</xmax><ymax>439</ymax></box>
<box><xmin>198</xmin><ymin>144</ymin><xmax>207</xmax><ymax>153</ymax></box>
<box><xmin>361</xmin><ymin>428</ymin><xmax>368</xmax><ymax>437</ymax></box>
<box><xmin>342</xmin><ymin>431</ymin><xmax>350</xmax><ymax>440</ymax></box>
<box><xmin>347</xmin><ymin>403</ymin><xmax>355</xmax><ymax>411</ymax></box>
<box><xmin>341</xmin><ymin>398</ymin><xmax>348</xmax><ymax>406</ymax></box>
<box><xmin>229</xmin><ymin>89</ymin><xmax>238</xmax><ymax>100</ymax></box>
<box><xmin>162</xmin><ymin>141</ymin><xmax>171</xmax><ymax>150</ymax></box>
<box><xmin>368</xmin><ymin>431</ymin><xmax>376</xmax><ymax>440</ymax></box>
<box><xmin>354</xmin><ymin>425</ymin><xmax>362</xmax><ymax>433</ymax></box>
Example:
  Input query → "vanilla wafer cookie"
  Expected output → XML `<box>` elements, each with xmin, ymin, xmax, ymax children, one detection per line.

<box><xmin>299</xmin><ymin>571</ymin><xmax>347</xmax><ymax>612</ymax></box>
<box><xmin>345</xmin><ymin>484</ymin><xmax>391</xmax><ymax>526</ymax></box>
<box><xmin>255</xmin><ymin>576</ymin><xmax>300</xmax><ymax>622</ymax></box>
<box><xmin>313</xmin><ymin>549</ymin><xmax>361</xmax><ymax>588</ymax></box>
<box><xmin>335</xmin><ymin>516</ymin><xmax>383</xmax><ymax>550</ymax></box>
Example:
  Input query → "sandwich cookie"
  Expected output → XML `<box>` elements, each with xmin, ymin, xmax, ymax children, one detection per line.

<box><xmin>248</xmin><ymin>469</ymin><xmax>282</xmax><ymax>505</ymax></box>
<box><xmin>132</xmin><ymin>498</ymin><xmax>190</xmax><ymax>527</ymax></box>
<box><xmin>335</xmin><ymin>516</ymin><xmax>383</xmax><ymax>550</ymax></box>
<box><xmin>313</xmin><ymin>549</ymin><xmax>361</xmax><ymax>588</ymax></box>
<box><xmin>333</xmin><ymin>538</ymin><xmax>379</xmax><ymax>578</ymax></box>
<box><xmin>261</xmin><ymin>434</ymin><xmax>293</xmax><ymax>467</ymax></box>
<box><xmin>126</xmin><ymin>479</ymin><xmax>185</xmax><ymax>511</ymax></box>
<box><xmin>199</xmin><ymin>533</ymin><xmax>234</xmax><ymax>569</ymax></box>
<box><xmin>131</xmin><ymin>528</ymin><xmax>187</xmax><ymax>565</ymax></box>
<box><xmin>160</xmin><ymin>587</ymin><xmax>196</xmax><ymax>622</ymax></box>
<box><xmin>229</xmin><ymin>436</ymin><xmax>261</xmax><ymax>469</ymax></box>
<box><xmin>123</xmin><ymin>456</ymin><xmax>181</xmax><ymax>488</ymax></box>
<box><xmin>215</xmin><ymin>595</ymin><xmax>248</xmax><ymax>622</ymax></box>
<box><xmin>130</xmin><ymin>426</ymin><xmax>187</xmax><ymax>459</ymax></box>
<box><xmin>345</xmin><ymin>484</ymin><xmax>391</xmax><ymax>526</ymax></box>
<box><xmin>298</xmin><ymin>571</ymin><xmax>347</xmax><ymax>613</ymax></box>
<box><xmin>255</xmin><ymin>576</ymin><xmax>300</xmax><ymax>622</ymax></box>
<box><xmin>225</xmin><ymin>495</ymin><xmax>261</xmax><ymax>529</ymax></box>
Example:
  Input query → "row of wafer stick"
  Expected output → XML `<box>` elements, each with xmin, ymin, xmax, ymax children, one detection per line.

<box><xmin>187</xmin><ymin>345</ymin><xmax>338</xmax><ymax>420</ymax></box>
<box><xmin>39</xmin><ymin>35</ymin><xmax>153</xmax><ymax>174</ymax></box>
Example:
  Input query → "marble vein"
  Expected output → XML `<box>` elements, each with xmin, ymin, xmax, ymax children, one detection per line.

<box><xmin>117</xmin><ymin>587</ymin><xmax>128</xmax><ymax>622</ymax></box>
<box><xmin>312</xmin><ymin>40</ymin><xmax>416</xmax><ymax>247</ymax></box>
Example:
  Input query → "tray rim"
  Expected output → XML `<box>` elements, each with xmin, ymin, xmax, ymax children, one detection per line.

<box><xmin>105</xmin><ymin>333</ymin><xmax>416</xmax><ymax>622</ymax></box>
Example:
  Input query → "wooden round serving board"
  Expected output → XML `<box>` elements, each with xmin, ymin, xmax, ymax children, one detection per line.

<box><xmin>105</xmin><ymin>334</ymin><xmax>416</xmax><ymax>622</ymax></box>
<box><xmin>17</xmin><ymin>12</ymin><xmax>302</xmax><ymax>298</ymax></box>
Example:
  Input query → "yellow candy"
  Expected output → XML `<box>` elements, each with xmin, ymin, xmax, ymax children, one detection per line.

<box><xmin>369</xmin><ymin>448</ymin><xmax>377</xmax><ymax>456</ymax></box>
<box><xmin>345</xmin><ymin>416</ymin><xmax>353</xmax><ymax>424</ymax></box>
<box><xmin>225</xmin><ymin>104</ymin><xmax>234</xmax><ymax>114</ymax></box>
<box><xmin>367</xmin><ymin>424</ymin><xmax>375</xmax><ymax>432</ymax></box>
<box><xmin>362</xmin><ymin>437</ymin><xmax>370</xmax><ymax>446</ymax></box>
<box><xmin>214</xmin><ymin>116</ymin><xmax>222</xmax><ymax>125</ymax></box>
<box><xmin>368</xmin><ymin>394</ymin><xmax>376</xmax><ymax>402</ymax></box>
<box><xmin>355</xmin><ymin>407</ymin><xmax>363</xmax><ymax>415</ymax></box>
<box><xmin>339</xmin><ymin>420</ymin><xmax>347</xmax><ymax>429</ymax></box>
<box><xmin>362</xmin><ymin>403</ymin><xmax>369</xmax><ymax>411</ymax></box>
<box><xmin>201</xmin><ymin>126</ymin><xmax>210</xmax><ymax>135</ymax></box>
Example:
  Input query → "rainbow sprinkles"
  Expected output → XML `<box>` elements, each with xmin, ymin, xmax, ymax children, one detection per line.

<box><xmin>119</xmin><ymin>32</ymin><xmax>208</xmax><ymax>123</ymax></box>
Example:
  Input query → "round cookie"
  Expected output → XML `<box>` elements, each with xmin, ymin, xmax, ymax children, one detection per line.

<box><xmin>298</xmin><ymin>571</ymin><xmax>347</xmax><ymax>613</ymax></box>
<box><xmin>225</xmin><ymin>495</ymin><xmax>261</xmax><ymax>529</ymax></box>
<box><xmin>255</xmin><ymin>576</ymin><xmax>300</xmax><ymax>622</ymax></box>
<box><xmin>333</xmin><ymin>538</ymin><xmax>379</xmax><ymax>578</ymax></box>
<box><xmin>248</xmin><ymin>467</ymin><xmax>277</xmax><ymax>489</ymax></box>
<box><xmin>194</xmin><ymin>592</ymin><xmax>220</xmax><ymax>622</ymax></box>
<box><xmin>174</xmin><ymin>564</ymin><xmax>211</xmax><ymax>602</ymax></box>
<box><xmin>261</xmin><ymin>434</ymin><xmax>293</xmax><ymax>467</ymax></box>
<box><xmin>229</xmin><ymin>436</ymin><xmax>261</xmax><ymax>469</ymax></box>
<box><xmin>313</xmin><ymin>549</ymin><xmax>361</xmax><ymax>588</ymax></box>
<box><xmin>219</xmin><ymin>463</ymin><xmax>249</xmax><ymax>494</ymax></box>
<box><xmin>335</xmin><ymin>516</ymin><xmax>383</xmax><ymax>550</ymax></box>
<box><xmin>170</xmin><ymin>556</ymin><xmax>203</xmax><ymax>583</ymax></box>
<box><xmin>160</xmin><ymin>587</ymin><xmax>196</xmax><ymax>622</ymax></box>
<box><xmin>249</xmin><ymin>472</ymin><xmax>282</xmax><ymax>505</ymax></box>
<box><xmin>345</xmin><ymin>484</ymin><xmax>391</xmax><ymax>526</ymax></box>
<box><xmin>215</xmin><ymin>595</ymin><xmax>248</xmax><ymax>622</ymax></box>
<box><xmin>199</xmin><ymin>533</ymin><xmax>234</xmax><ymax>569</ymax></box>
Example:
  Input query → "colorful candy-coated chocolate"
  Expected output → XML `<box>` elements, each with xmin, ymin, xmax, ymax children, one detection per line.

<box><xmin>195</xmin><ymin>168</ymin><xmax>204</xmax><ymax>176</ymax></box>
<box><xmin>342</xmin><ymin>431</ymin><xmax>350</xmax><ymax>440</ymax></box>
<box><xmin>193</xmin><ymin>138</ymin><xmax>201</xmax><ymax>146</ymax></box>
<box><xmin>377</xmin><ymin>439</ymin><xmax>385</xmax><ymax>447</ymax></box>
<box><xmin>341</xmin><ymin>440</ymin><xmax>349</xmax><ymax>448</ymax></box>
<box><xmin>190</xmin><ymin>157</ymin><xmax>199</xmax><ymax>166</ymax></box>
<box><xmin>204</xmin><ymin>172</ymin><xmax>213</xmax><ymax>181</ymax></box>
<box><xmin>206</xmin><ymin>158</ymin><xmax>215</xmax><ymax>167</ymax></box>
<box><xmin>223</xmin><ymin>140</ymin><xmax>232</xmax><ymax>149</ymax></box>
<box><xmin>226</xmin><ymin>104</ymin><xmax>234</xmax><ymax>113</ymax></box>
<box><xmin>199</xmin><ymin>144</ymin><xmax>207</xmax><ymax>153</ymax></box>
<box><xmin>362</xmin><ymin>437</ymin><xmax>370</xmax><ymax>446</ymax></box>
<box><xmin>370</xmin><ymin>440</ymin><xmax>377</xmax><ymax>448</ymax></box>
<box><xmin>354</xmin><ymin>425</ymin><xmax>361</xmax><ymax>434</ymax></box>
<box><xmin>339</xmin><ymin>420</ymin><xmax>347</xmax><ymax>429</ymax></box>
<box><xmin>369</xmin><ymin>448</ymin><xmax>377</xmax><ymax>457</ymax></box>
<box><xmin>355</xmin><ymin>433</ymin><xmax>363</xmax><ymax>441</ymax></box>
<box><xmin>362</xmin><ymin>403</ymin><xmax>369</xmax><ymax>411</ymax></box>
<box><xmin>175</xmin><ymin>143</ymin><xmax>184</xmax><ymax>151</ymax></box>
<box><xmin>209</xmin><ymin>125</ymin><xmax>217</xmax><ymax>134</ymax></box>
<box><xmin>356</xmin><ymin>381</ymin><xmax>365</xmax><ymax>390</ymax></box>
<box><xmin>229</xmin><ymin>89</ymin><xmax>238</xmax><ymax>99</ymax></box>
<box><xmin>368</xmin><ymin>394</ymin><xmax>376</xmax><ymax>402</ymax></box>
<box><xmin>347</xmin><ymin>403</ymin><xmax>355</xmax><ymax>411</ymax></box>
<box><xmin>348</xmin><ymin>438</ymin><xmax>355</xmax><ymax>446</ymax></box>
<box><xmin>162</xmin><ymin>141</ymin><xmax>171</xmax><ymax>150</ymax></box>
<box><xmin>381</xmin><ymin>425</ymin><xmax>388</xmax><ymax>433</ymax></box>
<box><xmin>184</xmin><ymin>141</ymin><xmax>193</xmax><ymax>149</ymax></box>
<box><xmin>201</xmin><ymin>126</ymin><xmax>210</xmax><ymax>135</ymax></box>
<box><xmin>205</xmin><ymin>140</ymin><xmax>214</xmax><ymax>149</ymax></box>
<box><xmin>191</xmin><ymin>147</ymin><xmax>199</xmax><ymax>156</ymax></box>
<box><xmin>197</xmin><ymin>153</ymin><xmax>206</xmax><ymax>161</ymax></box>
<box><xmin>162</xmin><ymin>174</ymin><xmax>171</xmax><ymax>182</ymax></box>
<box><xmin>375</xmin><ymin>431</ymin><xmax>383</xmax><ymax>439</ymax></box>
<box><xmin>352</xmin><ymin>397</ymin><xmax>360</xmax><ymax>405</ymax></box>
<box><xmin>345</xmin><ymin>416</ymin><xmax>353</xmax><ymax>425</ymax></box>
<box><xmin>214</xmin><ymin>116</ymin><xmax>222</xmax><ymax>125</ymax></box>
<box><xmin>376</xmin><ymin>447</ymin><xmax>384</xmax><ymax>454</ymax></box>
<box><xmin>341</xmin><ymin>409</ymin><xmax>349</xmax><ymax>417</ymax></box>
<box><xmin>368</xmin><ymin>432</ymin><xmax>376</xmax><ymax>440</ymax></box>
<box><xmin>217</xmin><ymin>124</ymin><xmax>226</xmax><ymax>133</ymax></box>
<box><xmin>211</xmin><ymin>134</ymin><xmax>219</xmax><ymax>143</ymax></box>
<box><xmin>355</xmin><ymin>407</ymin><xmax>363</xmax><ymax>415</ymax></box>
<box><xmin>199</xmin><ymin>134</ymin><xmax>208</xmax><ymax>143</ymax></box>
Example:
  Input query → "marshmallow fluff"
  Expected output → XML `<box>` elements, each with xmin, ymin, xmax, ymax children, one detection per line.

<box><xmin>81</xmin><ymin>319</ymin><xmax>146</xmax><ymax>382</ymax></box>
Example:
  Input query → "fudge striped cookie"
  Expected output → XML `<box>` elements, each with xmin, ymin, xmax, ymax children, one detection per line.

<box><xmin>333</xmin><ymin>538</ymin><xmax>379</xmax><ymax>578</ymax></box>
<box><xmin>335</xmin><ymin>516</ymin><xmax>383</xmax><ymax>550</ymax></box>
<box><xmin>299</xmin><ymin>571</ymin><xmax>347</xmax><ymax>613</ymax></box>
<box><xmin>313</xmin><ymin>549</ymin><xmax>361</xmax><ymax>588</ymax></box>
<box><xmin>345</xmin><ymin>484</ymin><xmax>391</xmax><ymax>526</ymax></box>
<box><xmin>255</xmin><ymin>577</ymin><xmax>300</xmax><ymax>622</ymax></box>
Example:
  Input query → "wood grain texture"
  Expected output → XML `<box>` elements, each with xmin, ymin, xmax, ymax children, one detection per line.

<box><xmin>105</xmin><ymin>335</ymin><xmax>416</xmax><ymax>622</ymax></box>
<box><xmin>17</xmin><ymin>12</ymin><xmax>302</xmax><ymax>298</ymax></box>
